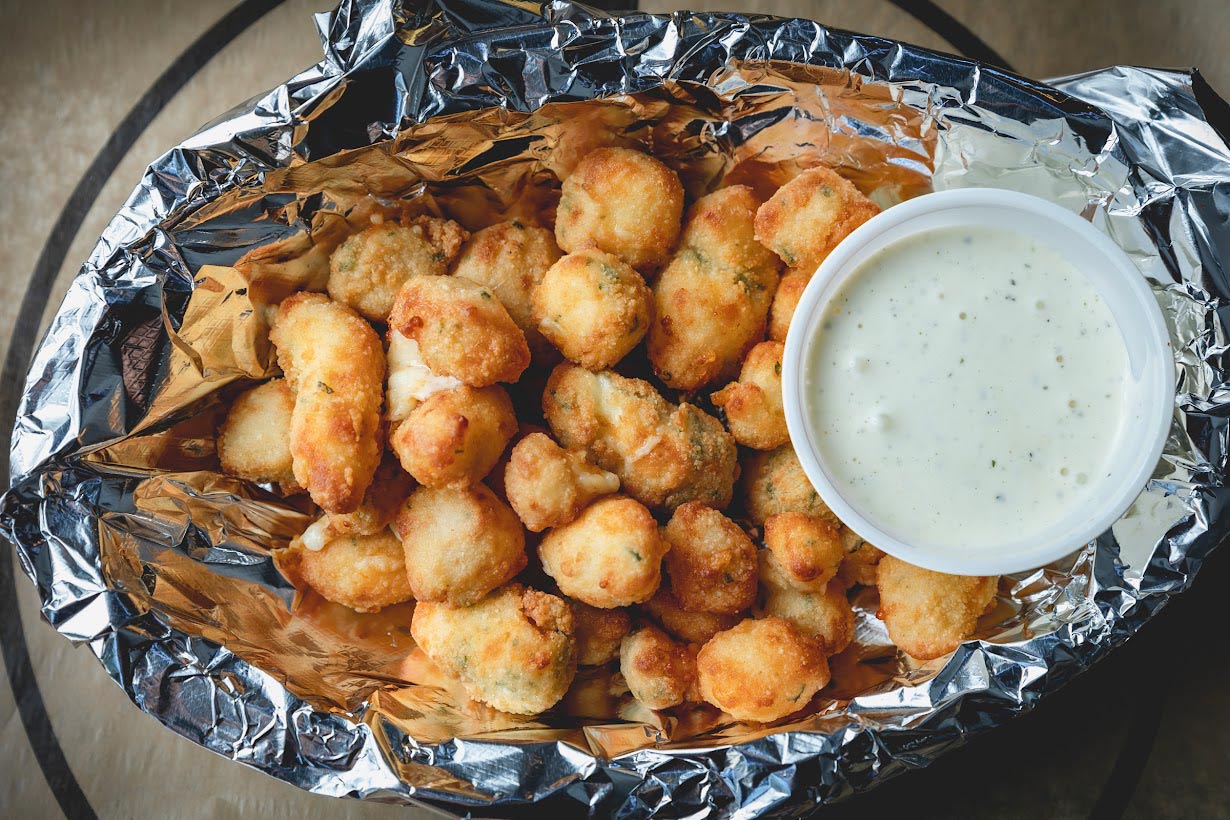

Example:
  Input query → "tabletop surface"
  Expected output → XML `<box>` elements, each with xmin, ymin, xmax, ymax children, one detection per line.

<box><xmin>2</xmin><ymin>1</ymin><xmax>1228</xmax><ymax>818</ymax></box>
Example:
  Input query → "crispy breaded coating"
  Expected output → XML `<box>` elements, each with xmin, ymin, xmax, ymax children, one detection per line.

<box><xmin>293</xmin><ymin>529</ymin><xmax>413</xmax><ymax>614</ymax></box>
<box><xmin>619</xmin><ymin>624</ymin><xmax>698</xmax><ymax>710</ymax></box>
<box><xmin>389</xmin><ymin>384</ymin><xmax>517</xmax><ymax>489</ymax></box>
<box><xmin>640</xmin><ymin>588</ymin><xmax>740</xmax><ymax>644</ymax></box>
<box><xmin>768</xmin><ymin>272</ymin><xmax>807</xmax><ymax>343</ymax></box>
<box><xmin>837</xmin><ymin>530</ymin><xmax>884</xmax><ymax>587</ymax></box>
<box><xmin>759</xmin><ymin>579</ymin><xmax>855</xmax><ymax>656</ymax></box>
<box><xmin>569</xmin><ymin>599</ymin><xmax>632</xmax><ymax>666</ymax></box>
<box><xmin>504</xmin><ymin>433</ymin><xmax>619</xmax><ymax>532</ymax></box>
<box><xmin>754</xmin><ymin>166</ymin><xmax>880</xmax><ymax>274</ymax></box>
<box><xmin>696</xmin><ymin>617</ymin><xmax>829</xmax><ymax>723</ymax></box>
<box><xmin>647</xmin><ymin>186</ymin><xmax>781</xmax><ymax>390</ymax></box>
<box><xmin>218</xmin><ymin>379</ymin><xmax>298</xmax><ymax>489</ymax></box>
<box><xmin>876</xmin><ymin>555</ymin><xmax>998</xmax><ymax>661</ymax></box>
<box><xmin>555</xmin><ymin>147</ymin><xmax>684</xmax><ymax>271</ymax></box>
<box><xmin>543</xmin><ymin>364</ymin><xmax>738</xmax><ymax>511</ymax></box>
<box><xmin>411</xmin><ymin>583</ymin><xmax>576</xmax><ymax>714</ymax></box>
<box><xmin>740</xmin><ymin>444</ymin><xmax>833</xmax><ymax>526</ymax></box>
<box><xmin>532</xmin><ymin>250</ymin><xmax>651</xmax><ymax>370</ymax></box>
<box><xmin>452</xmin><ymin>220</ymin><xmax>562</xmax><ymax>357</ymax></box>
<box><xmin>269</xmin><ymin>292</ymin><xmax>384</xmax><ymax>514</ymax></box>
<box><xmin>487</xmin><ymin>423</ymin><xmax>548</xmax><ymax>504</ymax></box>
<box><xmin>389</xmin><ymin>275</ymin><xmax>530</xmax><ymax>387</ymax></box>
<box><xmin>538</xmin><ymin>495</ymin><xmax>670</xmax><ymax>608</ymax></box>
<box><xmin>327</xmin><ymin>217</ymin><xmax>468</xmax><ymax>321</ymax></box>
<box><xmin>298</xmin><ymin>457</ymin><xmax>414</xmax><ymax>550</ymax></box>
<box><xmin>395</xmin><ymin>484</ymin><xmax>527</xmax><ymax>606</ymax></box>
<box><xmin>712</xmin><ymin>341</ymin><xmax>788</xmax><ymax>450</ymax></box>
<box><xmin>663</xmin><ymin>502</ymin><xmax>757</xmax><ymax>615</ymax></box>
<box><xmin>762</xmin><ymin>512</ymin><xmax>844</xmax><ymax>591</ymax></box>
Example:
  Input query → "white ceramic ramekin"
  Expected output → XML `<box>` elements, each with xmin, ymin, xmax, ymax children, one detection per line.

<box><xmin>781</xmin><ymin>188</ymin><xmax>1174</xmax><ymax>576</ymax></box>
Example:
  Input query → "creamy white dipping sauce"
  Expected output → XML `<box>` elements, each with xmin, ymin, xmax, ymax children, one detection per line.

<box><xmin>805</xmin><ymin>226</ymin><xmax>1130</xmax><ymax>550</ymax></box>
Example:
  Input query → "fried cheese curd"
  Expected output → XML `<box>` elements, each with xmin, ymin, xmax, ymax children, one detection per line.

<box><xmin>640</xmin><ymin>587</ymin><xmax>740</xmax><ymax>644</ymax></box>
<box><xmin>269</xmin><ymin>292</ymin><xmax>385</xmax><ymax>514</ymax></box>
<box><xmin>754</xmin><ymin>165</ymin><xmax>880</xmax><ymax>274</ymax></box>
<box><xmin>647</xmin><ymin>186</ymin><xmax>781</xmax><ymax>390</ymax></box>
<box><xmin>298</xmin><ymin>457</ymin><xmax>414</xmax><ymax>550</ymax></box>
<box><xmin>762</xmin><ymin>512</ymin><xmax>844</xmax><ymax>592</ymax></box>
<box><xmin>389</xmin><ymin>384</ymin><xmax>517</xmax><ymax>488</ymax></box>
<box><xmin>532</xmin><ymin>250</ymin><xmax>652</xmax><ymax>370</ymax></box>
<box><xmin>394</xmin><ymin>484</ymin><xmax>527</xmax><ymax>606</ymax></box>
<box><xmin>837</xmin><ymin>531</ymin><xmax>885</xmax><ymax>588</ymax></box>
<box><xmin>696</xmin><ymin>617</ymin><xmax>830</xmax><ymax>723</ymax></box>
<box><xmin>768</xmin><ymin>271</ymin><xmax>807</xmax><ymax>342</ymax></box>
<box><xmin>711</xmin><ymin>341</ymin><xmax>788</xmax><ymax>450</ymax></box>
<box><xmin>876</xmin><ymin>555</ymin><xmax>998</xmax><ymax>661</ymax></box>
<box><xmin>451</xmin><ymin>220</ymin><xmax>562</xmax><ymax>356</ymax></box>
<box><xmin>327</xmin><ymin>216</ymin><xmax>468</xmax><ymax>321</ymax></box>
<box><xmin>538</xmin><ymin>495</ymin><xmax>670</xmax><ymax>608</ymax></box>
<box><xmin>543</xmin><ymin>364</ymin><xmax>738</xmax><ymax>511</ymax></box>
<box><xmin>292</xmin><ymin>529</ymin><xmax>413</xmax><ymax>614</ymax></box>
<box><xmin>619</xmin><ymin>624</ymin><xmax>698</xmax><ymax>710</ymax></box>
<box><xmin>389</xmin><ymin>275</ymin><xmax>530</xmax><ymax>387</ymax></box>
<box><xmin>218</xmin><ymin>378</ymin><xmax>298</xmax><ymax>490</ymax></box>
<box><xmin>740</xmin><ymin>444</ymin><xmax>834</xmax><ymax>526</ymax></box>
<box><xmin>759</xmin><ymin>578</ymin><xmax>855</xmax><ymax>656</ymax></box>
<box><xmin>570</xmin><ymin>599</ymin><xmax>632</xmax><ymax>666</ymax></box>
<box><xmin>411</xmin><ymin>583</ymin><xmax>576</xmax><ymax>714</ymax></box>
<box><xmin>554</xmin><ymin>147</ymin><xmax>684</xmax><ymax>271</ymax></box>
<box><xmin>384</xmin><ymin>326</ymin><xmax>463</xmax><ymax>423</ymax></box>
<box><xmin>662</xmin><ymin>502</ymin><xmax>757</xmax><ymax>615</ymax></box>
<box><xmin>504</xmin><ymin>432</ymin><xmax>619</xmax><ymax>532</ymax></box>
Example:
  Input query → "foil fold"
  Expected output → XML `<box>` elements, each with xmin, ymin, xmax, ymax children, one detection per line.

<box><xmin>4</xmin><ymin>0</ymin><xmax>1230</xmax><ymax>815</ymax></box>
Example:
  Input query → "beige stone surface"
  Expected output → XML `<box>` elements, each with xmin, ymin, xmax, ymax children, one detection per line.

<box><xmin>1</xmin><ymin>1</ymin><xmax>1227</xmax><ymax>818</ymax></box>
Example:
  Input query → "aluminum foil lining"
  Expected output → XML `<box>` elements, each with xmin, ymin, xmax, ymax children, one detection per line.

<box><xmin>4</xmin><ymin>0</ymin><xmax>1230</xmax><ymax>815</ymax></box>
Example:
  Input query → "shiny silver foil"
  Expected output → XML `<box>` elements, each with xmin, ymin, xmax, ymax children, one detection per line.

<box><xmin>4</xmin><ymin>0</ymin><xmax>1230</xmax><ymax>815</ymax></box>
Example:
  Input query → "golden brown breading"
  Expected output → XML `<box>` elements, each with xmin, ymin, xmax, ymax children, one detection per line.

<box><xmin>389</xmin><ymin>384</ymin><xmax>517</xmax><ymax>489</ymax></box>
<box><xmin>768</xmin><ymin>271</ymin><xmax>807</xmax><ymax>342</ymax></box>
<box><xmin>389</xmin><ymin>275</ymin><xmax>530</xmax><ymax>387</ymax></box>
<box><xmin>538</xmin><ymin>495</ymin><xmax>670</xmax><ymax>608</ymax></box>
<box><xmin>532</xmin><ymin>250</ymin><xmax>652</xmax><ymax>370</ymax></box>
<box><xmin>569</xmin><ymin>599</ymin><xmax>632</xmax><ymax>666</ymax></box>
<box><xmin>293</xmin><ymin>529</ymin><xmax>413</xmax><ymax>614</ymax></box>
<box><xmin>487</xmin><ymin>423</ymin><xmax>549</xmax><ymax>504</ymax></box>
<box><xmin>759</xmin><ymin>579</ymin><xmax>854</xmax><ymax>656</ymax></box>
<box><xmin>647</xmin><ymin>186</ymin><xmax>781</xmax><ymax>390</ymax></box>
<box><xmin>663</xmin><ymin>502</ymin><xmax>757</xmax><ymax>615</ymax></box>
<box><xmin>555</xmin><ymin>147</ymin><xmax>684</xmax><ymax>271</ymax></box>
<box><xmin>327</xmin><ymin>217</ymin><xmax>468</xmax><ymax>321</ymax></box>
<box><xmin>218</xmin><ymin>378</ymin><xmax>298</xmax><ymax>489</ymax></box>
<box><xmin>762</xmin><ymin>512</ymin><xmax>844</xmax><ymax>591</ymax></box>
<box><xmin>269</xmin><ymin>292</ymin><xmax>385</xmax><ymax>514</ymax></box>
<box><xmin>543</xmin><ymin>364</ymin><xmax>738</xmax><ymax>511</ymax></box>
<box><xmin>619</xmin><ymin>624</ymin><xmax>698</xmax><ymax>710</ymax></box>
<box><xmin>411</xmin><ymin>583</ymin><xmax>576</xmax><ymax>714</ymax></box>
<box><xmin>395</xmin><ymin>484</ymin><xmax>527</xmax><ymax>606</ymax></box>
<box><xmin>740</xmin><ymin>444</ymin><xmax>834</xmax><ymax>526</ymax></box>
<box><xmin>298</xmin><ymin>457</ymin><xmax>414</xmax><ymax>549</ymax></box>
<box><xmin>640</xmin><ymin>588</ymin><xmax>741</xmax><ymax>644</ymax></box>
<box><xmin>451</xmin><ymin>220</ymin><xmax>562</xmax><ymax>357</ymax></box>
<box><xmin>837</xmin><ymin>530</ymin><xmax>884</xmax><ymax>588</ymax></box>
<box><xmin>711</xmin><ymin>341</ymin><xmax>788</xmax><ymax>450</ymax></box>
<box><xmin>876</xmin><ymin>555</ymin><xmax>998</xmax><ymax>661</ymax></box>
<box><xmin>695</xmin><ymin>617</ymin><xmax>829</xmax><ymax>722</ymax></box>
<box><xmin>504</xmin><ymin>432</ymin><xmax>619</xmax><ymax>532</ymax></box>
<box><xmin>754</xmin><ymin>166</ymin><xmax>880</xmax><ymax>274</ymax></box>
